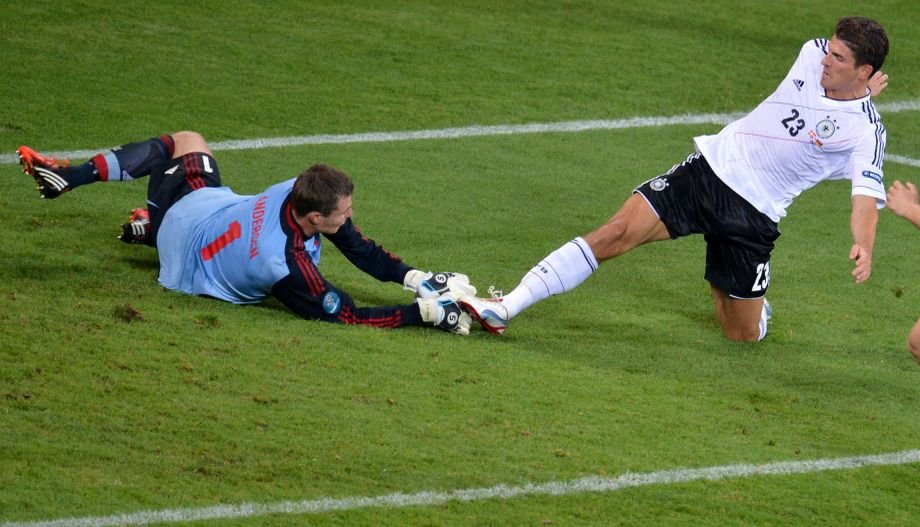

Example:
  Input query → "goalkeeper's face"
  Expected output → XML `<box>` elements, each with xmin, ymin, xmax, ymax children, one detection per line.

<box><xmin>314</xmin><ymin>195</ymin><xmax>353</xmax><ymax>234</ymax></box>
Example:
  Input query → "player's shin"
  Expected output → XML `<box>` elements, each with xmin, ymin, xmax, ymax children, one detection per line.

<box><xmin>502</xmin><ymin>237</ymin><xmax>599</xmax><ymax>318</ymax></box>
<box><xmin>91</xmin><ymin>135</ymin><xmax>175</xmax><ymax>182</ymax></box>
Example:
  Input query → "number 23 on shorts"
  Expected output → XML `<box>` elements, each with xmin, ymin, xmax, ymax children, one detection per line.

<box><xmin>751</xmin><ymin>261</ymin><xmax>771</xmax><ymax>293</ymax></box>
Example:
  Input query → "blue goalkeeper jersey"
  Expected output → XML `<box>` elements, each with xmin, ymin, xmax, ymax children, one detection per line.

<box><xmin>156</xmin><ymin>178</ymin><xmax>421</xmax><ymax>327</ymax></box>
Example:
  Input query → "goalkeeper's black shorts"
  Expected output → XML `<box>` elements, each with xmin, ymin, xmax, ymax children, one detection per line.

<box><xmin>146</xmin><ymin>152</ymin><xmax>223</xmax><ymax>244</ymax></box>
<box><xmin>634</xmin><ymin>152</ymin><xmax>780</xmax><ymax>299</ymax></box>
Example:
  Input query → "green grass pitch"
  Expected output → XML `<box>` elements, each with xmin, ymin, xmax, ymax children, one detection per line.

<box><xmin>1</xmin><ymin>1</ymin><xmax>919</xmax><ymax>525</ymax></box>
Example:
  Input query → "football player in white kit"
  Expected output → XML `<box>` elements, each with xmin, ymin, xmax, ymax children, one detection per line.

<box><xmin>462</xmin><ymin>16</ymin><xmax>890</xmax><ymax>341</ymax></box>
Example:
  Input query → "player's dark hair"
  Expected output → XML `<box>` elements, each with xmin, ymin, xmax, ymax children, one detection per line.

<box><xmin>291</xmin><ymin>164</ymin><xmax>354</xmax><ymax>216</ymax></box>
<box><xmin>834</xmin><ymin>16</ymin><xmax>889</xmax><ymax>75</ymax></box>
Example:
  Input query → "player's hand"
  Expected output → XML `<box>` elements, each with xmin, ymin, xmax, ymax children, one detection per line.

<box><xmin>868</xmin><ymin>70</ymin><xmax>888</xmax><ymax>96</ymax></box>
<box><xmin>886</xmin><ymin>180</ymin><xmax>918</xmax><ymax>219</ymax></box>
<box><xmin>849</xmin><ymin>244</ymin><xmax>872</xmax><ymax>284</ymax></box>
<box><xmin>417</xmin><ymin>293</ymin><xmax>472</xmax><ymax>335</ymax></box>
<box><xmin>404</xmin><ymin>270</ymin><xmax>478</xmax><ymax>299</ymax></box>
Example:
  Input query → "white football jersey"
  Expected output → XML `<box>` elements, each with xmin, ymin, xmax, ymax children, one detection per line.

<box><xmin>694</xmin><ymin>39</ymin><xmax>886</xmax><ymax>223</ymax></box>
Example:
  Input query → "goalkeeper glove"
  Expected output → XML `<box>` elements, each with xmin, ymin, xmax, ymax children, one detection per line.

<box><xmin>404</xmin><ymin>270</ymin><xmax>477</xmax><ymax>299</ymax></box>
<box><xmin>417</xmin><ymin>293</ymin><xmax>472</xmax><ymax>336</ymax></box>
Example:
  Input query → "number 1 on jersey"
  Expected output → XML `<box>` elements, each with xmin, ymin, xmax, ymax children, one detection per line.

<box><xmin>201</xmin><ymin>221</ymin><xmax>242</xmax><ymax>261</ymax></box>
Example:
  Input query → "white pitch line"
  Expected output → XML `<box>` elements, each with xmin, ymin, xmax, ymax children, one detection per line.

<box><xmin>2</xmin><ymin>99</ymin><xmax>919</xmax><ymax>166</ymax></box>
<box><xmin>3</xmin><ymin>449</ymin><xmax>919</xmax><ymax>527</ymax></box>
<box><xmin>888</xmin><ymin>154</ymin><xmax>920</xmax><ymax>168</ymax></box>
<box><xmin>0</xmin><ymin>112</ymin><xmax>742</xmax><ymax>165</ymax></box>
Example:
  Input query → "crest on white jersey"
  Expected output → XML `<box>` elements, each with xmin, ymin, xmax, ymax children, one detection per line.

<box><xmin>816</xmin><ymin>118</ymin><xmax>837</xmax><ymax>139</ymax></box>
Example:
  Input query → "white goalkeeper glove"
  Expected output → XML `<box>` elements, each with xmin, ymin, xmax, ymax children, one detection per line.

<box><xmin>417</xmin><ymin>293</ymin><xmax>472</xmax><ymax>336</ymax></box>
<box><xmin>404</xmin><ymin>270</ymin><xmax>478</xmax><ymax>299</ymax></box>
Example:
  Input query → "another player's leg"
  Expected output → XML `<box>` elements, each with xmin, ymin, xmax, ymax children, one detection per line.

<box><xmin>18</xmin><ymin>135</ymin><xmax>176</xmax><ymax>198</ymax></box>
<box><xmin>907</xmin><ymin>318</ymin><xmax>920</xmax><ymax>364</ymax></box>
<box><xmin>710</xmin><ymin>286</ymin><xmax>768</xmax><ymax>342</ymax></box>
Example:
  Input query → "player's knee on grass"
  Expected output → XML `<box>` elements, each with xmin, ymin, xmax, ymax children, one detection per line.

<box><xmin>710</xmin><ymin>288</ymin><xmax>765</xmax><ymax>342</ymax></box>
<box><xmin>721</xmin><ymin>322</ymin><xmax>762</xmax><ymax>342</ymax></box>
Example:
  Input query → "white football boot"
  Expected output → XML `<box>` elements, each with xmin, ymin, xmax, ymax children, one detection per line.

<box><xmin>459</xmin><ymin>287</ymin><xmax>509</xmax><ymax>335</ymax></box>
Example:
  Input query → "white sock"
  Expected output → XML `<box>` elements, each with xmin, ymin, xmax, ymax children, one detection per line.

<box><xmin>502</xmin><ymin>237</ymin><xmax>599</xmax><ymax>319</ymax></box>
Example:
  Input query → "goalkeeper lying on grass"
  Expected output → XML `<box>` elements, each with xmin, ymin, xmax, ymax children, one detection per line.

<box><xmin>18</xmin><ymin>131</ymin><xmax>475</xmax><ymax>335</ymax></box>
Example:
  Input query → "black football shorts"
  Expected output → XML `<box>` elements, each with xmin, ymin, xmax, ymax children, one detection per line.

<box><xmin>146</xmin><ymin>152</ymin><xmax>223</xmax><ymax>243</ymax></box>
<box><xmin>634</xmin><ymin>153</ymin><xmax>780</xmax><ymax>299</ymax></box>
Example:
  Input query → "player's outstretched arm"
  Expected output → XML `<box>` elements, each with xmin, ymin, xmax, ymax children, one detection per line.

<box><xmin>850</xmin><ymin>195</ymin><xmax>878</xmax><ymax>284</ymax></box>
